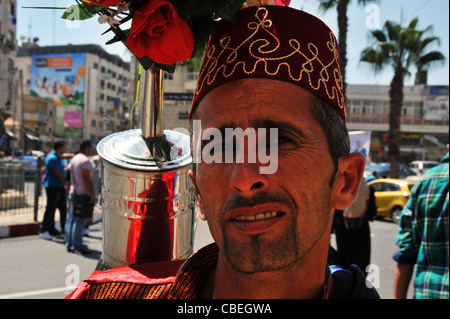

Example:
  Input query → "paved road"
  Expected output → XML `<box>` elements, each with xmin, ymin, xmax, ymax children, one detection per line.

<box><xmin>362</xmin><ymin>218</ymin><xmax>413</xmax><ymax>299</ymax></box>
<box><xmin>0</xmin><ymin>218</ymin><xmax>411</xmax><ymax>299</ymax></box>
<box><xmin>0</xmin><ymin>224</ymin><xmax>103</xmax><ymax>299</ymax></box>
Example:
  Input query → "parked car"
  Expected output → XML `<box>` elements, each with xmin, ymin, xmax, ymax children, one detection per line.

<box><xmin>22</xmin><ymin>155</ymin><xmax>38</xmax><ymax>180</ymax></box>
<box><xmin>408</xmin><ymin>160</ymin><xmax>439</xmax><ymax>175</ymax></box>
<box><xmin>367</xmin><ymin>178</ymin><xmax>416</xmax><ymax>223</ymax></box>
<box><xmin>364</xmin><ymin>163</ymin><xmax>418</xmax><ymax>179</ymax></box>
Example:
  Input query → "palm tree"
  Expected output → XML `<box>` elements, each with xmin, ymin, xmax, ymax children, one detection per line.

<box><xmin>360</xmin><ymin>17</ymin><xmax>445</xmax><ymax>178</ymax></box>
<box><xmin>318</xmin><ymin>0</ymin><xmax>378</xmax><ymax>97</ymax></box>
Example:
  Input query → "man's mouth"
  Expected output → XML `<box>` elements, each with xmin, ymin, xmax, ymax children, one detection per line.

<box><xmin>234</xmin><ymin>211</ymin><xmax>283</xmax><ymax>221</ymax></box>
<box><xmin>228</xmin><ymin>207</ymin><xmax>286</xmax><ymax>234</ymax></box>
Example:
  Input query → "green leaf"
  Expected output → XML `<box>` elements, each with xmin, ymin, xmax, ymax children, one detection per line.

<box><xmin>137</xmin><ymin>55</ymin><xmax>154</xmax><ymax>71</ymax></box>
<box><xmin>134</xmin><ymin>54</ymin><xmax>176</xmax><ymax>73</ymax></box>
<box><xmin>61</xmin><ymin>4</ymin><xmax>103</xmax><ymax>21</ymax></box>
<box><xmin>105</xmin><ymin>29</ymin><xmax>129</xmax><ymax>45</ymax></box>
<box><xmin>155</xmin><ymin>62</ymin><xmax>176</xmax><ymax>73</ymax></box>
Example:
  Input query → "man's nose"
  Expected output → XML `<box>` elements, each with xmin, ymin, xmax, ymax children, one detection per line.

<box><xmin>229</xmin><ymin>162</ymin><xmax>269</xmax><ymax>195</ymax></box>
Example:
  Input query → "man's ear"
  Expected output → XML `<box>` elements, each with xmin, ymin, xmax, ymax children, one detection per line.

<box><xmin>332</xmin><ymin>152</ymin><xmax>365</xmax><ymax>210</ymax></box>
<box><xmin>188</xmin><ymin>169</ymin><xmax>207</xmax><ymax>221</ymax></box>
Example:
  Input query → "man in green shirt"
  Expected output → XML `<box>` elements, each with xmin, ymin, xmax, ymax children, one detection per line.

<box><xmin>394</xmin><ymin>148</ymin><xmax>449</xmax><ymax>299</ymax></box>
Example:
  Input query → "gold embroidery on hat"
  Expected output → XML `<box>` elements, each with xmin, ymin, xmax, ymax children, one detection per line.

<box><xmin>243</xmin><ymin>0</ymin><xmax>276</xmax><ymax>8</ymax></box>
<box><xmin>195</xmin><ymin>7</ymin><xmax>346</xmax><ymax>116</ymax></box>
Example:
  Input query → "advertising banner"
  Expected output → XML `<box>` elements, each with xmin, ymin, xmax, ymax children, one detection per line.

<box><xmin>64</xmin><ymin>112</ymin><xmax>83</xmax><ymax>128</ymax></box>
<box><xmin>30</xmin><ymin>53</ymin><xmax>86</xmax><ymax>106</ymax></box>
<box><xmin>423</xmin><ymin>95</ymin><xmax>449</xmax><ymax>121</ymax></box>
<box><xmin>350</xmin><ymin>131</ymin><xmax>372</xmax><ymax>166</ymax></box>
<box><xmin>31</xmin><ymin>53</ymin><xmax>86</xmax><ymax>139</ymax></box>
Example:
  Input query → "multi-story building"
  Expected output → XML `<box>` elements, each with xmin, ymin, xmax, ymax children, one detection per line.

<box><xmin>0</xmin><ymin>0</ymin><xmax>17</xmax><ymax>141</ymax></box>
<box><xmin>3</xmin><ymin>95</ymin><xmax>55</xmax><ymax>153</ymax></box>
<box><xmin>127</xmin><ymin>57</ymin><xmax>196</xmax><ymax>133</ymax></box>
<box><xmin>159</xmin><ymin>67</ymin><xmax>449</xmax><ymax>163</ymax></box>
<box><xmin>346</xmin><ymin>84</ymin><xmax>449</xmax><ymax>163</ymax></box>
<box><xmin>17</xmin><ymin>44</ymin><xmax>132</xmax><ymax>152</ymax></box>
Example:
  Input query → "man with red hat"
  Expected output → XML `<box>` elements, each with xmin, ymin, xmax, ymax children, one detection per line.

<box><xmin>67</xmin><ymin>1</ymin><xmax>379</xmax><ymax>299</ymax></box>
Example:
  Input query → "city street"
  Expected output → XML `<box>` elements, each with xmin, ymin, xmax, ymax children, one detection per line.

<box><xmin>0</xmin><ymin>217</ymin><xmax>411</xmax><ymax>299</ymax></box>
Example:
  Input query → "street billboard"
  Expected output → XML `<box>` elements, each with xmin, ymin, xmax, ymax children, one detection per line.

<box><xmin>350</xmin><ymin>130</ymin><xmax>372</xmax><ymax>166</ymax></box>
<box><xmin>30</xmin><ymin>53</ymin><xmax>86</xmax><ymax>106</ymax></box>
<box><xmin>30</xmin><ymin>53</ymin><xmax>86</xmax><ymax>140</ymax></box>
<box><xmin>64</xmin><ymin>112</ymin><xmax>83</xmax><ymax>128</ymax></box>
<box><xmin>423</xmin><ymin>95</ymin><xmax>449</xmax><ymax>121</ymax></box>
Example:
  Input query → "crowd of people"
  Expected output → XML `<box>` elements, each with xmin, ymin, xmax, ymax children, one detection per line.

<box><xmin>329</xmin><ymin>146</ymin><xmax>448</xmax><ymax>299</ymax></box>
<box><xmin>40</xmin><ymin>140</ymin><xmax>98</xmax><ymax>255</ymax></box>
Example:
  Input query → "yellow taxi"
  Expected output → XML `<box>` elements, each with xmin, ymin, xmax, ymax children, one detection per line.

<box><xmin>367</xmin><ymin>178</ymin><xmax>416</xmax><ymax>223</ymax></box>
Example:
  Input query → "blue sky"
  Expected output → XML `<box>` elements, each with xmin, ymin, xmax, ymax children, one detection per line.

<box><xmin>17</xmin><ymin>0</ymin><xmax>449</xmax><ymax>86</ymax></box>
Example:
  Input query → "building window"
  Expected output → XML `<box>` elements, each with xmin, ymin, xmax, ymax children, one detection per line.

<box><xmin>363</xmin><ymin>100</ymin><xmax>372</xmax><ymax>107</ymax></box>
<box><xmin>91</xmin><ymin>119</ymin><xmax>96</xmax><ymax>127</ymax></box>
<box><xmin>164</xmin><ymin>73</ymin><xmax>173</xmax><ymax>80</ymax></box>
<box><xmin>185</xmin><ymin>73</ymin><xmax>198</xmax><ymax>81</ymax></box>
<box><xmin>179</xmin><ymin>111</ymin><xmax>189</xmax><ymax>120</ymax></box>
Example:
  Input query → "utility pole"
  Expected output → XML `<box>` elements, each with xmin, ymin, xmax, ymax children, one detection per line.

<box><xmin>19</xmin><ymin>69</ymin><xmax>24</xmax><ymax>156</ymax></box>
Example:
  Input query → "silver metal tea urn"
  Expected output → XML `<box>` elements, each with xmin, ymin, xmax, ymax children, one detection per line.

<box><xmin>96</xmin><ymin>68</ymin><xmax>197</xmax><ymax>269</ymax></box>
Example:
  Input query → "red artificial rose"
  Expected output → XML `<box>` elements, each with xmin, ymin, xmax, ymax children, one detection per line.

<box><xmin>274</xmin><ymin>0</ymin><xmax>291</xmax><ymax>6</ymax></box>
<box><xmin>127</xmin><ymin>0</ymin><xmax>195</xmax><ymax>65</ymax></box>
<box><xmin>84</xmin><ymin>0</ymin><xmax>122</xmax><ymax>7</ymax></box>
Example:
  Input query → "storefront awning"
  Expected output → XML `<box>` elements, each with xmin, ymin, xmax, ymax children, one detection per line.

<box><xmin>25</xmin><ymin>133</ymin><xmax>40</xmax><ymax>141</ymax></box>
<box><xmin>5</xmin><ymin>130</ymin><xmax>16</xmax><ymax>138</ymax></box>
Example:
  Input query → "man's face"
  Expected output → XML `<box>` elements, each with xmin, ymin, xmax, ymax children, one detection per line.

<box><xmin>86</xmin><ymin>145</ymin><xmax>94</xmax><ymax>156</ymax></box>
<box><xmin>192</xmin><ymin>79</ymin><xmax>339</xmax><ymax>274</ymax></box>
<box><xmin>58</xmin><ymin>144</ymin><xmax>67</xmax><ymax>155</ymax></box>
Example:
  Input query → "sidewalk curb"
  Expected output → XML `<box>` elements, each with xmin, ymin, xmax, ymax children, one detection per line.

<box><xmin>0</xmin><ymin>211</ymin><xmax>102</xmax><ymax>239</ymax></box>
<box><xmin>0</xmin><ymin>222</ymin><xmax>41</xmax><ymax>238</ymax></box>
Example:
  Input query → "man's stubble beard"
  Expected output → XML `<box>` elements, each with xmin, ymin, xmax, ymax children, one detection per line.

<box><xmin>217</xmin><ymin>185</ymin><xmax>332</xmax><ymax>275</ymax></box>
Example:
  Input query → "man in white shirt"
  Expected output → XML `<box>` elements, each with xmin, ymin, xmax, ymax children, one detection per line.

<box><xmin>65</xmin><ymin>140</ymin><xmax>96</xmax><ymax>254</ymax></box>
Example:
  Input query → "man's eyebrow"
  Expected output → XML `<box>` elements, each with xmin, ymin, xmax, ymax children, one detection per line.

<box><xmin>254</xmin><ymin>119</ymin><xmax>307</xmax><ymax>140</ymax></box>
<box><xmin>199</xmin><ymin>119</ymin><xmax>306</xmax><ymax>149</ymax></box>
<box><xmin>214</xmin><ymin>119</ymin><xmax>304</xmax><ymax>132</ymax></box>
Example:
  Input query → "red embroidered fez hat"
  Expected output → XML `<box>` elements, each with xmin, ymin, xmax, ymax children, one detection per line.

<box><xmin>190</xmin><ymin>5</ymin><xmax>346</xmax><ymax>121</ymax></box>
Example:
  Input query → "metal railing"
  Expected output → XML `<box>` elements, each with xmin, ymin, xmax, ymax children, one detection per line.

<box><xmin>346</xmin><ymin>113</ymin><xmax>449</xmax><ymax>126</ymax></box>
<box><xmin>0</xmin><ymin>157</ymin><xmax>42</xmax><ymax>221</ymax></box>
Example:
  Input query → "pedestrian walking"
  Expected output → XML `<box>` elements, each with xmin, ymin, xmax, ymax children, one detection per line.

<box><xmin>334</xmin><ymin>178</ymin><xmax>377</xmax><ymax>275</ymax></box>
<box><xmin>41</xmin><ymin>141</ymin><xmax>68</xmax><ymax>240</ymax></box>
<box><xmin>393</xmin><ymin>146</ymin><xmax>449</xmax><ymax>299</ymax></box>
<box><xmin>65</xmin><ymin>140</ymin><xmax>96</xmax><ymax>255</ymax></box>
<box><xmin>366</xmin><ymin>171</ymin><xmax>379</xmax><ymax>182</ymax></box>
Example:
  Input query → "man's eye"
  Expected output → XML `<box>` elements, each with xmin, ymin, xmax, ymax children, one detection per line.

<box><xmin>278</xmin><ymin>135</ymin><xmax>295</xmax><ymax>145</ymax></box>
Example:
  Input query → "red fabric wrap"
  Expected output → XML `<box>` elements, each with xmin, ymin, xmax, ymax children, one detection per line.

<box><xmin>191</xmin><ymin>5</ymin><xmax>346</xmax><ymax>121</ymax></box>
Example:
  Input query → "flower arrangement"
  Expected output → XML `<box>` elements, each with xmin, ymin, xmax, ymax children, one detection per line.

<box><xmin>60</xmin><ymin>0</ymin><xmax>250</xmax><ymax>72</ymax></box>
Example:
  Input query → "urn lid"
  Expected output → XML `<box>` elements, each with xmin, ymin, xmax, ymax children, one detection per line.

<box><xmin>97</xmin><ymin>129</ymin><xmax>192</xmax><ymax>171</ymax></box>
